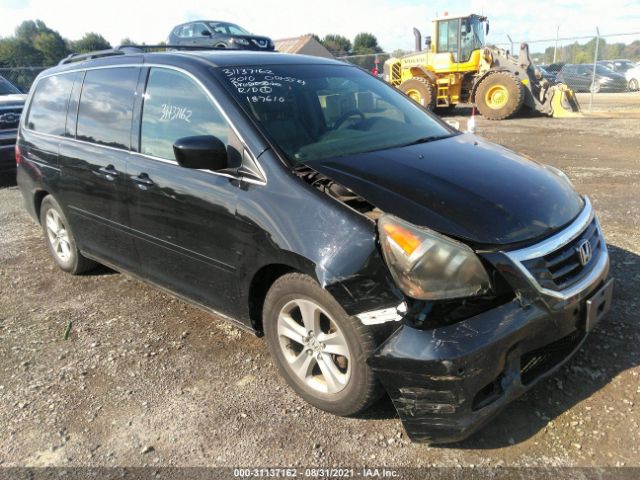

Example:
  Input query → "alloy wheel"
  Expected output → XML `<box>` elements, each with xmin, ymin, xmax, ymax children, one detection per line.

<box><xmin>45</xmin><ymin>209</ymin><xmax>72</xmax><ymax>262</ymax></box>
<box><xmin>277</xmin><ymin>298</ymin><xmax>351</xmax><ymax>394</ymax></box>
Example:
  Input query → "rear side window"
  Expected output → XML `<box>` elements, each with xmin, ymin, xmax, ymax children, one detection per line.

<box><xmin>140</xmin><ymin>68</ymin><xmax>229</xmax><ymax>160</ymax></box>
<box><xmin>178</xmin><ymin>25</ymin><xmax>194</xmax><ymax>38</ymax></box>
<box><xmin>76</xmin><ymin>67</ymin><xmax>138</xmax><ymax>149</ymax></box>
<box><xmin>26</xmin><ymin>73</ymin><xmax>75</xmax><ymax>135</ymax></box>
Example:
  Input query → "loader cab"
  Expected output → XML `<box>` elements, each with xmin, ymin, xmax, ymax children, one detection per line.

<box><xmin>433</xmin><ymin>14</ymin><xmax>487</xmax><ymax>64</ymax></box>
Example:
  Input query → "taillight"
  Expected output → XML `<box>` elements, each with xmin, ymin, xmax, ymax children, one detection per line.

<box><xmin>15</xmin><ymin>144</ymin><xmax>21</xmax><ymax>166</ymax></box>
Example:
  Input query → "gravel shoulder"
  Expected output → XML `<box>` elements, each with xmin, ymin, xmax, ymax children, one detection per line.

<box><xmin>0</xmin><ymin>115</ymin><xmax>638</xmax><ymax>468</ymax></box>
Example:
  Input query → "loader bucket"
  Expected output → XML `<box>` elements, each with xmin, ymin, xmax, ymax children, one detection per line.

<box><xmin>549</xmin><ymin>84</ymin><xmax>582</xmax><ymax>118</ymax></box>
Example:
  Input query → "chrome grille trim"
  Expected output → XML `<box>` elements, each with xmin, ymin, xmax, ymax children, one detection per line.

<box><xmin>503</xmin><ymin>197</ymin><xmax>609</xmax><ymax>300</ymax></box>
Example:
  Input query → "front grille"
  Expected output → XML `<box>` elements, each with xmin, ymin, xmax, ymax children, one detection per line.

<box><xmin>521</xmin><ymin>218</ymin><xmax>601</xmax><ymax>291</ymax></box>
<box><xmin>0</xmin><ymin>107</ymin><xmax>23</xmax><ymax>131</ymax></box>
<box><xmin>520</xmin><ymin>329</ymin><xmax>584</xmax><ymax>385</ymax></box>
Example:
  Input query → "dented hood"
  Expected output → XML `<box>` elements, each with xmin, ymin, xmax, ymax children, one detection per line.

<box><xmin>305</xmin><ymin>133</ymin><xmax>584</xmax><ymax>246</ymax></box>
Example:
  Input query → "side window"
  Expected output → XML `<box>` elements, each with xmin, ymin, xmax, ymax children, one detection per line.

<box><xmin>76</xmin><ymin>67</ymin><xmax>138</xmax><ymax>149</ymax></box>
<box><xmin>212</xmin><ymin>24</ymin><xmax>228</xmax><ymax>34</ymax></box>
<box><xmin>26</xmin><ymin>73</ymin><xmax>75</xmax><ymax>135</ymax></box>
<box><xmin>193</xmin><ymin>23</ymin><xmax>210</xmax><ymax>37</ymax></box>
<box><xmin>140</xmin><ymin>68</ymin><xmax>229</xmax><ymax>160</ymax></box>
<box><xmin>179</xmin><ymin>25</ymin><xmax>194</xmax><ymax>38</ymax></box>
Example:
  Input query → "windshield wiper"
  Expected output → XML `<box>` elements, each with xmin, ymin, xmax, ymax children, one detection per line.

<box><xmin>403</xmin><ymin>134</ymin><xmax>453</xmax><ymax>147</ymax></box>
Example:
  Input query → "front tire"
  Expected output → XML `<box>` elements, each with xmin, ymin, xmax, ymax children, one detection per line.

<box><xmin>399</xmin><ymin>77</ymin><xmax>436</xmax><ymax>110</ymax></box>
<box><xmin>475</xmin><ymin>71</ymin><xmax>525</xmax><ymax>120</ymax></box>
<box><xmin>40</xmin><ymin>195</ymin><xmax>96</xmax><ymax>275</ymax></box>
<box><xmin>628</xmin><ymin>78</ymin><xmax>639</xmax><ymax>91</ymax></box>
<box><xmin>264</xmin><ymin>273</ymin><xmax>383</xmax><ymax>416</ymax></box>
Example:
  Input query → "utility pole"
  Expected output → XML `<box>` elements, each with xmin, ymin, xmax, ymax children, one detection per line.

<box><xmin>507</xmin><ymin>34</ymin><xmax>514</xmax><ymax>55</ymax></box>
<box><xmin>589</xmin><ymin>26</ymin><xmax>601</xmax><ymax>112</ymax></box>
<box><xmin>553</xmin><ymin>25</ymin><xmax>559</xmax><ymax>62</ymax></box>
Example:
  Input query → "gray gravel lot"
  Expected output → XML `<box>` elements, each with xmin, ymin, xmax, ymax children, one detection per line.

<box><xmin>0</xmin><ymin>114</ymin><xmax>638</xmax><ymax>468</ymax></box>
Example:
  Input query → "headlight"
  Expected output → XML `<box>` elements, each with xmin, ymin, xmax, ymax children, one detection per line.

<box><xmin>232</xmin><ymin>37</ymin><xmax>250</xmax><ymax>46</ymax></box>
<box><xmin>378</xmin><ymin>215</ymin><xmax>491</xmax><ymax>300</ymax></box>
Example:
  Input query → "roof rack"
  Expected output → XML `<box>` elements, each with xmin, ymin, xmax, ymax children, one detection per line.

<box><xmin>58</xmin><ymin>44</ymin><xmax>230</xmax><ymax>65</ymax></box>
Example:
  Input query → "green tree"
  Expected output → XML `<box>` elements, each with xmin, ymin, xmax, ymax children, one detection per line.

<box><xmin>71</xmin><ymin>33</ymin><xmax>112</xmax><ymax>53</ymax></box>
<box><xmin>119</xmin><ymin>37</ymin><xmax>136</xmax><ymax>46</ymax></box>
<box><xmin>0</xmin><ymin>38</ymin><xmax>42</xmax><ymax>67</ymax></box>
<box><xmin>352</xmin><ymin>32</ymin><xmax>382</xmax><ymax>55</ymax></box>
<box><xmin>0</xmin><ymin>19</ymin><xmax>68</xmax><ymax>66</ymax></box>
<box><xmin>321</xmin><ymin>34</ymin><xmax>352</xmax><ymax>56</ymax></box>
<box><xmin>15</xmin><ymin>20</ymin><xmax>50</xmax><ymax>42</ymax></box>
<box><xmin>33</xmin><ymin>31</ymin><xmax>67</xmax><ymax>64</ymax></box>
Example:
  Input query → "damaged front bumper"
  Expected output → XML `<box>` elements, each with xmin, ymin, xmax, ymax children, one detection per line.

<box><xmin>368</xmin><ymin>199</ymin><xmax>613</xmax><ymax>443</ymax></box>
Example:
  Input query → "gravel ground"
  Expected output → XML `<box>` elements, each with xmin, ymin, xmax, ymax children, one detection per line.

<box><xmin>0</xmin><ymin>114</ymin><xmax>638</xmax><ymax>469</ymax></box>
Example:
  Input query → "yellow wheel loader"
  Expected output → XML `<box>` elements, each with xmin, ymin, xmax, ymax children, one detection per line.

<box><xmin>383</xmin><ymin>14</ymin><xmax>581</xmax><ymax>119</ymax></box>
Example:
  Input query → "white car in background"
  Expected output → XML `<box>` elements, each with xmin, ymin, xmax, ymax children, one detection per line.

<box><xmin>625</xmin><ymin>65</ymin><xmax>640</xmax><ymax>91</ymax></box>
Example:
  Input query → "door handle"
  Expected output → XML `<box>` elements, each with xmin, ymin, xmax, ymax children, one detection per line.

<box><xmin>96</xmin><ymin>165</ymin><xmax>118</xmax><ymax>181</ymax></box>
<box><xmin>133</xmin><ymin>173</ymin><xmax>155</xmax><ymax>189</ymax></box>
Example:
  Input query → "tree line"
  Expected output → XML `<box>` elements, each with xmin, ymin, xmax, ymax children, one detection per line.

<box><xmin>0</xmin><ymin>20</ymin><xmax>128</xmax><ymax>68</ymax></box>
<box><xmin>540</xmin><ymin>37</ymin><xmax>640</xmax><ymax>65</ymax></box>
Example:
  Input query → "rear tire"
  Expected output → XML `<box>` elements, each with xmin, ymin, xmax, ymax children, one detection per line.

<box><xmin>264</xmin><ymin>273</ymin><xmax>383</xmax><ymax>416</ymax></box>
<box><xmin>39</xmin><ymin>195</ymin><xmax>96</xmax><ymax>275</ymax></box>
<box><xmin>399</xmin><ymin>77</ymin><xmax>436</xmax><ymax>110</ymax></box>
<box><xmin>628</xmin><ymin>78</ymin><xmax>638</xmax><ymax>91</ymax></box>
<box><xmin>475</xmin><ymin>71</ymin><xmax>525</xmax><ymax>120</ymax></box>
<box><xmin>589</xmin><ymin>81</ymin><xmax>601</xmax><ymax>94</ymax></box>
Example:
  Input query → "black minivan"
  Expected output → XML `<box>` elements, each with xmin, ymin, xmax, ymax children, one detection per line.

<box><xmin>17</xmin><ymin>48</ymin><xmax>613</xmax><ymax>443</ymax></box>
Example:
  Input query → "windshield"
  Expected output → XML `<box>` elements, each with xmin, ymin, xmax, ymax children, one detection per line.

<box><xmin>210</xmin><ymin>22</ymin><xmax>250</xmax><ymax>35</ymax></box>
<box><xmin>0</xmin><ymin>76</ymin><xmax>21</xmax><ymax>95</ymax></box>
<box><xmin>217</xmin><ymin>64</ymin><xmax>453</xmax><ymax>163</ymax></box>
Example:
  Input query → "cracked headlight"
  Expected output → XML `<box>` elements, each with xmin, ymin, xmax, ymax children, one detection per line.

<box><xmin>378</xmin><ymin>214</ymin><xmax>491</xmax><ymax>300</ymax></box>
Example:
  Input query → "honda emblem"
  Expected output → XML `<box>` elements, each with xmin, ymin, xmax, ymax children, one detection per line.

<box><xmin>577</xmin><ymin>239</ymin><xmax>593</xmax><ymax>266</ymax></box>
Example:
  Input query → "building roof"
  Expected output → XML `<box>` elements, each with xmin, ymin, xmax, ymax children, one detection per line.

<box><xmin>274</xmin><ymin>35</ymin><xmax>335</xmax><ymax>59</ymax></box>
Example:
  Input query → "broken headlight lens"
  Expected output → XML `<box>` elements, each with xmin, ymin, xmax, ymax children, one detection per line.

<box><xmin>378</xmin><ymin>214</ymin><xmax>491</xmax><ymax>300</ymax></box>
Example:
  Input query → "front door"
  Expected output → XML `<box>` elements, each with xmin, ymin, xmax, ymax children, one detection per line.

<box><xmin>126</xmin><ymin>67</ymin><xmax>243</xmax><ymax>316</ymax></box>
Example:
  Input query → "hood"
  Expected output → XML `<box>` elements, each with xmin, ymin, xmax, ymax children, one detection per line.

<box><xmin>600</xmin><ymin>71</ymin><xmax>626</xmax><ymax>81</ymax></box>
<box><xmin>0</xmin><ymin>93</ymin><xmax>27</xmax><ymax>106</ymax></box>
<box><xmin>305</xmin><ymin>133</ymin><xmax>584</xmax><ymax>247</ymax></box>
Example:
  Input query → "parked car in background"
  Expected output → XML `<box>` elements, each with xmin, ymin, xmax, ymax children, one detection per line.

<box><xmin>556</xmin><ymin>64</ymin><xmax>628</xmax><ymax>93</ymax></box>
<box><xmin>168</xmin><ymin>20</ymin><xmax>274</xmax><ymax>51</ymax></box>
<box><xmin>623</xmin><ymin>65</ymin><xmax>640</xmax><ymax>91</ymax></box>
<box><xmin>0</xmin><ymin>75</ymin><xmax>26</xmax><ymax>177</ymax></box>
<box><xmin>537</xmin><ymin>65</ymin><xmax>557</xmax><ymax>84</ymax></box>
<box><xmin>597</xmin><ymin>59</ymin><xmax>637</xmax><ymax>74</ymax></box>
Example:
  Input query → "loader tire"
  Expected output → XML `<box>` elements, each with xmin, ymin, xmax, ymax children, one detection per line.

<box><xmin>475</xmin><ymin>71</ymin><xmax>525</xmax><ymax>120</ymax></box>
<box><xmin>399</xmin><ymin>77</ymin><xmax>436</xmax><ymax>110</ymax></box>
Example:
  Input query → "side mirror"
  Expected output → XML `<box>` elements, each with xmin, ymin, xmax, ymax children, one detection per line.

<box><xmin>173</xmin><ymin>135</ymin><xmax>227</xmax><ymax>171</ymax></box>
<box><xmin>201</xmin><ymin>30</ymin><xmax>212</xmax><ymax>37</ymax></box>
<box><xmin>486</xmin><ymin>22</ymin><xmax>490</xmax><ymax>35</ymax></box>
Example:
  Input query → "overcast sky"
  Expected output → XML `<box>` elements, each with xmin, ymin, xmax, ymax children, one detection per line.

<box><xmin>1</xmin><ymin>0</ymin><xmax>639</xmax><ymax>53</ymax></box>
